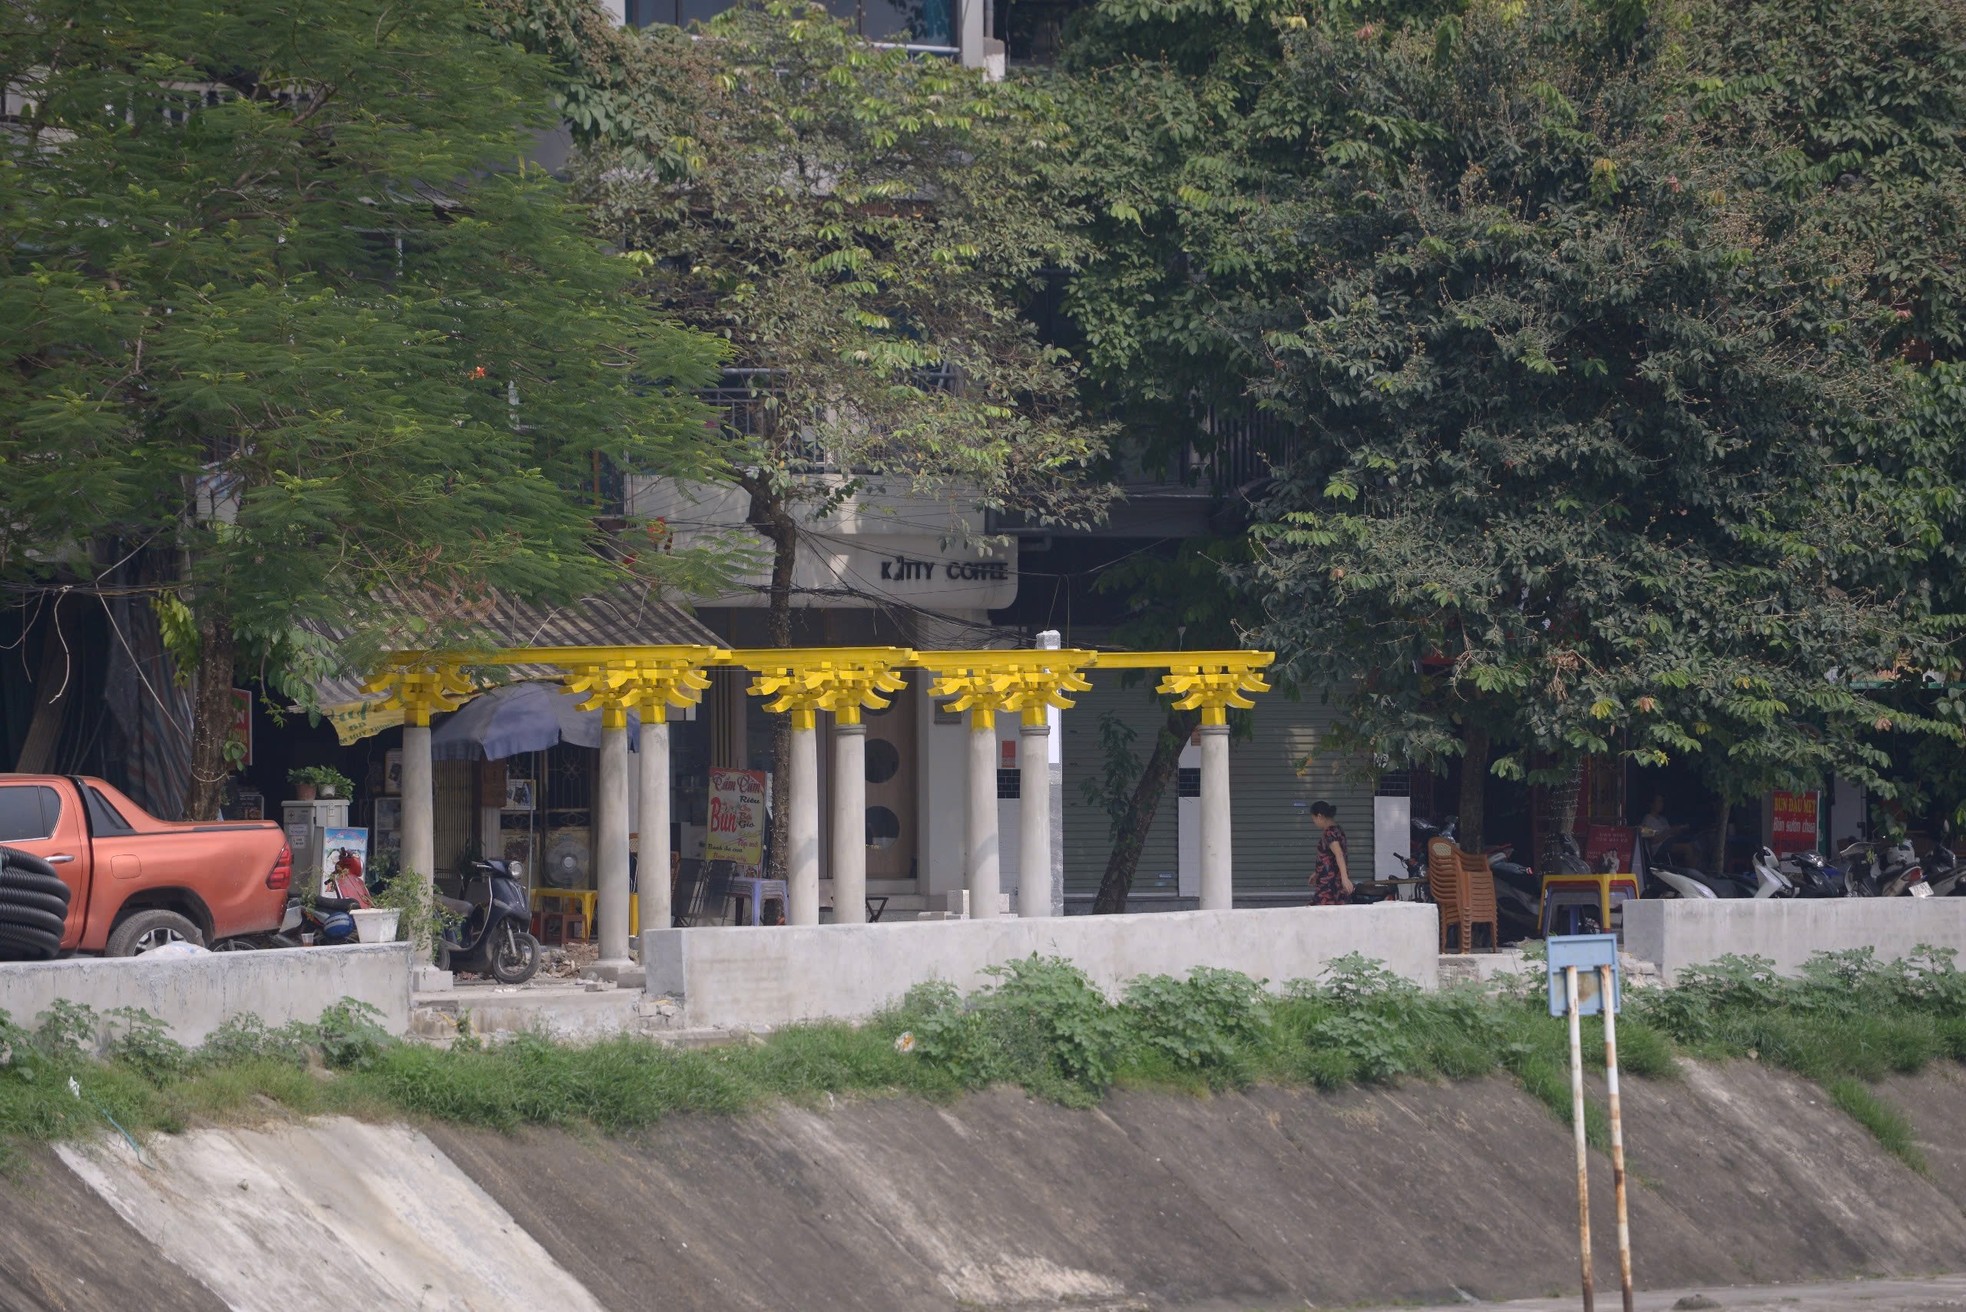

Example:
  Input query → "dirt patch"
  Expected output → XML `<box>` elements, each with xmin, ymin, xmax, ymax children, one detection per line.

<box><xmin>0</xmin><ymin>1145</ymin><xmax>224</xmax><ymax>1312</ymax></box>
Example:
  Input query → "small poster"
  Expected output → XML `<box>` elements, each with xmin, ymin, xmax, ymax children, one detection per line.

<box><xmin>1583</xmin><ymin>823</ymin><xmax>1636</xmax><ymax>874</ymax></box>
<box><xmin>321</xmin><ymin>826</ymin><xmax>370</xmax><ymax>899</ymax></box>
<box><xmin>1772</xmin><ymin>790</ymin><xmax>1821</xmax><ymax>855</ymax></box>
<box><xmin>706</xmin><ymin>768</ymin><xmax>766</xmax><ymax>876</ymax></box>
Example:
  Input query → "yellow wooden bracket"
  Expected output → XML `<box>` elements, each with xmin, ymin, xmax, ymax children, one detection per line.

<box><xmin>916</xmin><ymin>650</ymin><xmax>1097</xmax><ymax>730</ymax></box>
<box><xmin>737</xmin><ymin>647</ymin><xmax>914</xmax><ymax>731</ymax></box>
<box><xmin>563</xmin><ymin>648</ymin><xmax>722</xmax><ymax>729</ymax></box>
<box><xmin>364</xmin><ymin>644</ymin><xmax>1277</xmax><ymax>734</ymax></box>
<box><xmin>360</xmin><ymin>662</ymin><xmax>476</xmax><ymax>728</ymax></box>
<box><xmin>1154</xmin><ymin>655</ymin><xmax>1275</xmax><ymax>726</ymax></box>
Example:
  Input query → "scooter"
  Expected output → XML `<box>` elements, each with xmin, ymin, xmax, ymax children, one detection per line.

<box><xmin>1638</xmin><ymin>836</ymin><xmax>1720</xmax><ymax>900</ymax></box>
<box><xmin>1840</xmin><ymin>837</ymin><xmax>1928</xmax><ymax>897</ymax></box>
<box><xmin>1748</xmin><ymin>847</ymin><xmax>1799</xmax><ymax>898</ymax></box>
<box><xmin>1929</xmin><ymin>841</ymin><xmax>1966</xmax><ymax>897</ymax></box>
<box><xmin>1485</xmin><ymin>841</ymin><xmax>1543</xmax><ymax>942</ymax></box>
<box><xmin>1778</xmin><ymin>848</ymin><xmax>1847</xmax><ymax>898</ymax></box>
<box><xmin>437</xmin><ymin>859</ymin><xmax>542</xmax><ymax>984</ymax></box>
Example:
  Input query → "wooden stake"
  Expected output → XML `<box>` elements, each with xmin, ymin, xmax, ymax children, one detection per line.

<box><xmin>1567</xmin><ymin>965</ymin><xmax>1595</xmax><ymax>1312</ymax></box>
<box><xmin>1601</xmin><ymin>964</ymin><xmax>1634</xmax><ymax>1312</ymax></box>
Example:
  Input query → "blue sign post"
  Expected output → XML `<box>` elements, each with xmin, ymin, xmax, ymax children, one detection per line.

<box><xmin>1546</xmin><ymin>933</ymin><xmax>1632</xmax><ymax>1312</ymax></box>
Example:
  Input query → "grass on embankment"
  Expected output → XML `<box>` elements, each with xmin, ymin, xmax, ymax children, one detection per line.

<box><xmin>4</xmin><ymin>948</ymin><xmax>1963</xmax><ymax>1172</ymax></box>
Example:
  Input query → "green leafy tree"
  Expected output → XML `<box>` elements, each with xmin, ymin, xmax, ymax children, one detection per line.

<box><xmin>1060</xmin><ymin>0</ymin><xmax>1954</xmax><ymax>848</ymax></box>
<box><xmin>507</xmin><ymin>1</ymin><xmax>1113</xmax><ymax>873</ymax></box>
<box><xmin>1680</xmin><ymin>0</ymin><xmax>1966</xmax><ymax>361</ymax></box>
<box><xmin>0</xmin><ymin>0</ymin><xmax>726</xmax><ymax>816</ymax></box>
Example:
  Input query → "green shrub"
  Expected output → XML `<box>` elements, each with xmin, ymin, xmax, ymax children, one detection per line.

<box><xmin>1121</xmin><ymin>967</ymin><xmax>1270</xmax><ymax>1087</ymax></box>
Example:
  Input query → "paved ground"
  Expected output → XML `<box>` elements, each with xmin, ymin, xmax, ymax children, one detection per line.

<box><xmin>1347</xmin><ymin>1273</ymin><xmax>1966</xmax><ymax>1311</ymax></box>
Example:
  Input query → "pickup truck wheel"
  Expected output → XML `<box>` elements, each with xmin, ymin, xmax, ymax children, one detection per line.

<box><xmin>105</xmin><ymin>910</ymin><xmax>205</xmax><ymax>957</ymax></box>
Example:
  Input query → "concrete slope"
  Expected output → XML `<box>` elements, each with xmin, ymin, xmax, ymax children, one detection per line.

<box><xmin>54</xmin><ymin>1119</ymin><xmax>604</xmax><ymax>1312</ymax></box>
<box><xmin>0</xmin><ymin>1145</ymin><xmax>225</xmax><ymax>1312</ymax></box>
<box><xmin>5</xmin><ymin>1061</ymin><xmax>1963</xmax><ymax>1311</ymax></box>
<box><xmin>1881</xmin><ymin>1062</ymin><xmax>1966</xmax><ymax>1215</ymax></box>
<box><xmin>433</xmin><ymin>1063</ymin><xmax>1966</xmax><ymax>1311</ymax></box>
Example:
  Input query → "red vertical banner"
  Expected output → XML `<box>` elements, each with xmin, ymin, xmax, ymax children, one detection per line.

<box><xmin>228</xmin><ymin>688</ymin><xmax>253</xmax><ymax>767</ymax></box>
<box><xmin>1771</xmin><ymin>791</ymin><xmax>1820</xmax><ymax>855</ymax></box>
<box><xmin>1001</xmin><ymin>739</ymin><xmax>1016</xmax><ymax>769</ymax></box>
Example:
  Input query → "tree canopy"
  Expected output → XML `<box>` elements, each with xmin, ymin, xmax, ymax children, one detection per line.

<box><xmin>1056</xmin><ymin>0</ymin><xmax>1962</xmax><ymax>839</ymax></box>
<box><xmin>0</xmin><ymin>0</ymin><xmax>726</xmax><ymax>813</ymax></box>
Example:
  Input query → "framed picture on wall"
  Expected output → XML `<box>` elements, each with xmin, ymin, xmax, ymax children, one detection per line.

<box><xmin>383</xmin><ymin>749</ymin><xmax>403</xmax><ymax>795</ymax></box>
<box><xmin>373</xmin><ymin>797</ymin><xmax>401</xmax><ymax>834</ymax></box>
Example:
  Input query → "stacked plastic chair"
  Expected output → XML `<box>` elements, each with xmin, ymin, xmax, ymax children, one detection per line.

<box><xmin>1426</xmin><ymin>835</ymin><xmax>1499</xmax><ymax>953</ymax></box>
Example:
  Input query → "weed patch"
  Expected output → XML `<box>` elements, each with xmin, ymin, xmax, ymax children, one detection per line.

<box><xmin>2</xmin><ymin>946</ymin><xmax>1961</xmax><ymax>1164</ymax></box>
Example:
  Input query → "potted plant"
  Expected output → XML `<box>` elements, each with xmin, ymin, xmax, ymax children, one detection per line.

<box><xmin>288</xmin><ymin>765</ymin><xmax>354</xmax><ymax>802</ymax></box>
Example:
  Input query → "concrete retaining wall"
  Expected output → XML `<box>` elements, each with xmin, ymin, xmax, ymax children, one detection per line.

<box><xmin>1622</xmin><ymin>898</ymin><xmax>1966</xmax><ymax>983</ymax></box>
<box><xmin>0</xmin><ymin>944</ymin><xmax>415</xmax><ymax>1045</ymax></box>
<box><xmin>642</xmin><ymin>903</ymin><xmax>1438</xmax><ymax>1030</ymax></box>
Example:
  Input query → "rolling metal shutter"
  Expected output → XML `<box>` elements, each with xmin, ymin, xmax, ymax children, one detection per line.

<box><xmin>1229</xmin><ymin>697</ymin><xmax>1376</xmax><ymax>897</ymax></box>
<box><xmin>1061</xmin><ymin>673</ymin><xmax>1182</xmax><ymax>899</ymax></box>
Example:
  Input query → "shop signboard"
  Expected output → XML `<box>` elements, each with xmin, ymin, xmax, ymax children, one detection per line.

<box><xmin>1772</xmin><ymin>790</ymin><xmax>1820</xmax><ymax>855</ymax></box>
<box><xmin>707</xmin><ymin>769</ymin><xmax>767</xmax><ymax>876</ymax></box>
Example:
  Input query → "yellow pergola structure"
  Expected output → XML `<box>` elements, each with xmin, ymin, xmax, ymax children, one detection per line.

<box><xmin>365</xmin><ymin>643</ymin><xmax>1273</xmax><ymax>965</ymax></box>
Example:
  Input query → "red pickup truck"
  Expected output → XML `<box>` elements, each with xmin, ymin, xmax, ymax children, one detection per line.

<box><xmin>0</xmin><ymin>775</ymin><xmax>293</xmax><ymax>956</ymax></box>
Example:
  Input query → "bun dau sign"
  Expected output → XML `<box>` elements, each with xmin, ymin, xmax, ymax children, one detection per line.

<box><xmin>707</xmin><ymin>768</ymin><xmax>766</xmax><ymax>876</ymax></box>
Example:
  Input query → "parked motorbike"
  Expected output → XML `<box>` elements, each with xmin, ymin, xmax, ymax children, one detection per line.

<box><xmin>1840</xmin><ymin>837</ymin><xmax>1929</xmax><ymax>897</ymax></box>
<box><xmin>438</xmin><ymin>859</ymin><xmax>541</xmax><ymax>984</ymax></box>
<box><xmin>1747</xmin><ymin>847</ymin><xmax>1799</xmax><ymax>899</ymax></box>
<box><xmin>1485</xmin><ymin>841</ymin><xmax>1543</xmax><ymax>942</ymax></box>
<box><xmin>1777</xmin><ymin>849</ymin><xmax>1847</xmax><ymax>898</ymax></box>
<box><xmin>1638</xmin><ymin>836</ymin><xmax>1721</xmax><ymax>900</ymax></box>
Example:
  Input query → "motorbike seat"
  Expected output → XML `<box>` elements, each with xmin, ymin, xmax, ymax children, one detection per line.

<box><xmin>436</xmin><ymin>895</ymin><xmax>474</xmax><ymax>918</ymax></box>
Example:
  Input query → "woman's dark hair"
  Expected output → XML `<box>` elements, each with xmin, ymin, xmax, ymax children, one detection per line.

<box><xmin>1309</xmin><ymin>800</ymin><xmax>1336</xmax><ymax>820</ymax></box>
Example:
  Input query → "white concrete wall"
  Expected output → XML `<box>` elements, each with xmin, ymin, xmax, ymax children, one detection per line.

<box><xmin>1622</xmin><ymin>899</ymin><xmax>1966</xmax><ymax>984</ymax></box>
<box><xmin>643</xmin><ymin>904</ymin><xmax>1438</xmax><ymax>1029</ymax></box>
<box><xmin>0</xmin><ymin>944</ymin><xmax>414</xmax><ymax>1046</ymax></box>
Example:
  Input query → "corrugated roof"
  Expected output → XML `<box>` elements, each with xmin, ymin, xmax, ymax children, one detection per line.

<box><xmin>312</xmin><ymin>584</ymin><xmax>724</xmax><ymax>711</ymax></box>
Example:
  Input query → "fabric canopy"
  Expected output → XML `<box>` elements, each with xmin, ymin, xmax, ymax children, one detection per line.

<box><xmin>429</xmin><ymin>681</ymin><xmax>641</xmax><ymax>761</ymax></box>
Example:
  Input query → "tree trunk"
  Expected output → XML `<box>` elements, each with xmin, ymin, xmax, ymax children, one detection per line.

<box><xmin>1092</xmin><ymin>707</ymin><xmax>1198</xmax><ymax>914</ymax></box>
<box><xmin>13</xmin><ymin>605</ymin><xmax>71</xmax><ymax>773</ymax></box>
<box><xmin>183</xmin><ymin>610</ymin><xmax>237</xmax><ymax>820</ymax></box>
<box><xmin>1709</xmin><ymin>792</ymin><xmax>1731</xmax><ymax>874</ymax></box>
<box><xmin>746</xmin><ymin>478</ymin><xmax>799</xmax><ymax>883</ymax></box>
<box><xmin>1458</xmin><ymin>722</ymin><xmax>1489</xmax><ymax>853</ymax></box>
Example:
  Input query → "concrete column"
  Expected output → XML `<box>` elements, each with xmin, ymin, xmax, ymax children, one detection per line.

<box><xmin>639</xmin><ymin>717</ymin><xmax>671</xmax><ymax>932</ymax></box>
<box><xmin>1199</xmin><ymin>722</ymin><xmax>1232</xmax><ymax>910</ymax></box>
<box><xmin>788</xmin><ymin>720</ymin><xmax>820</xmax><ymax>925</ymax></box>
<box><xmin>968</xmin><ymin>717</ymin><xmax>1001</xmax><ymax>918</ymax></box>
<box><xmin>595</xmin><ymin>721</ymin><xmax>632</xmax><ymax>966</ymax></box>
<box><xmin>1038</xmin><ymin>629</ymin><xmax>1065</xmax><ymax>919</ymax></box>
<box><xmin>1019</xmin><ymin>720</ymin><xmax>1050</xmax><ymax>917</ymax></box>
<box><xmin>832</xmin><ymin>722</ymin><xmax>867</xmax><ymax>924</ymax></box>
<box><xmin>401</xmin><ymin>723</ymin><xmax>435</xmax><ymax>893</ymax></box>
